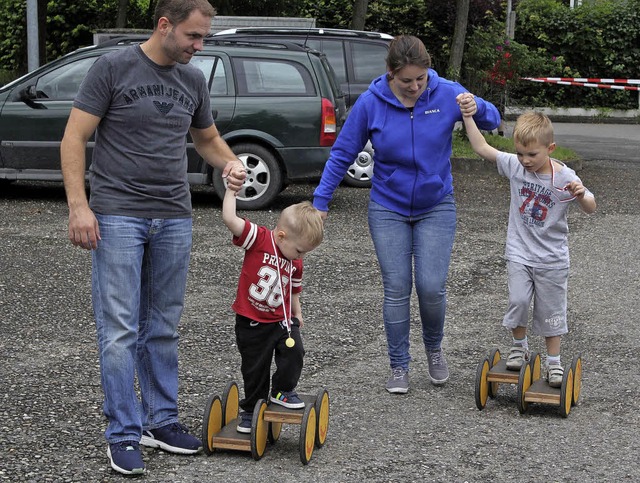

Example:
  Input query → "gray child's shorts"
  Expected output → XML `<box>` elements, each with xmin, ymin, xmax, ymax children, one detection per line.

<box><xmin>502</xmin><ymin>260</ymin><xmax>569</xmax><ymax>337</ymax></box>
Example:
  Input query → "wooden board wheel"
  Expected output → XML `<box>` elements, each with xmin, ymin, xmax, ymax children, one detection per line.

<box><xmin>474</xmin><ymin>348</ymin><xmax>508</xmax><ymax>410</ymax></box>
<box><xmin>559</xmin><ymin>366</ymin><xmax>574</xmax><ymax>418</ymax></box>
<box><xmin>268</xmin><ymin>422</ymin><xmax>282</xmax><ymax>444</ymax></box>
<box><xmin>202</xmin><ymin>394</ymin><xmax>222</xmax><ymax>455</ymax></box>
<box><xmin>571</xmin><ymin>355</ymin><xmax>582</xmax><ymax>406</ymax></box>
<box><xmin>514</xmin><ymin>354</ymin><xmax>581</xmax><ymax>417</ymax></box>
<box><xmin>474</xmin><ymin>357</ymin><xmax>491</xmax><ymax>410</ymax></box>
<box><xmin>299</xmin><ymin>404</ymin><xmax>316</xmax><ymax>465</ymax></box>
<box><xmin>529</xmin><ymin>352</ymin><xmax>542</xmax><ymax>382</ymax></box>
<box><xmin>488</xmin><ymin>348</ymin><xmax>501</xmax><ymax>398</ymax></box>
<box><xmin>222</xmin><ymin>381</ymin><xmax>239</xmax><ymax>426</ymax></box>
<box><xmin>250</xmin><ymin>399</ymin><xmax>268</xmax><ymax>460</ymax></box>
<box><xmin>517</xmin><ymin>361</ymin><xmax>532</xmax><ymax>414</ymax></box>
<box><xmin>314</xmin><ymin>388</ymin><xmax>330</xmax><ymax>448</ymax></box>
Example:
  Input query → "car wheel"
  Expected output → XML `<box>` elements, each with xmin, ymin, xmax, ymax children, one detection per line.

<box><xmin>343</xmin><ymin>140</ymin><xmax>373</xmax><ymax>188</ymax></box>
<box><xmin>213</xmin><ymin>143</ymin><xmax>283</xmax><ymax>210</ymax></box>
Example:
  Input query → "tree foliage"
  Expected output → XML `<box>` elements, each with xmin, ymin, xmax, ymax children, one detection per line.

<box><xmin>213</xmin><ymin>0</ymin><xmax>300</xmax><ymax>16</ymax></box>
<box><xmin>0</xmin><ymin>0</ymin><xmax>149</xmax><ymax>76</ymax></box>
<box><xmin>2</xmin><ymin>0</ymin><xmax>638</xmax><ymax>109</ymax></box>
<box><xmin>511</xmin><ymin>0</ymin><xmax>640</xmax><ymax>108</ymax></box>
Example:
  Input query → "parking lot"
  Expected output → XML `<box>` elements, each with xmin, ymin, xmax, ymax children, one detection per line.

<box><xmin>1</xmin><ymin>130</ymin><xmax>639</xmax><ymax>481</ymax></box>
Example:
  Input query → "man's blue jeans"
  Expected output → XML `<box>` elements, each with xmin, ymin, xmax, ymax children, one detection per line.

<box><xmin>368</xmin><ymin>196</ymin><xmax>456</xmax><ymax>370</ymax></box>
<box><xmin>92</xmin><ymin>215</ymin><xmax>192</xmax><ymax>443</ymax></box>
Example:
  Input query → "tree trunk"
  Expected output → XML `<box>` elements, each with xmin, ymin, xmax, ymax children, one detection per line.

<box><xmin>448</xmin><ymin>0</ymin><xmax>470</xmax><ymax>81</ymax></box>
<box><xmin>350</xmin><ymin>0</ymin><xmax>369</xmax><ymax>31</ymax></box>
<box><xmin>116</xmin><ymin>0</ymin><xmax>129</xmax><ymax>28</ymax></box>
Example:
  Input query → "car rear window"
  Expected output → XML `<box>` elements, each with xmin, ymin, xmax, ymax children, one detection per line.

<box><xmin>232</xmin><ymin>57</ymin><xmax>316</xmax><ymax>96</ymax></box>
<box><xmin>306</xmin><ymin>39</ymin><xmax>346</xmax><ymax>85</ymax></box>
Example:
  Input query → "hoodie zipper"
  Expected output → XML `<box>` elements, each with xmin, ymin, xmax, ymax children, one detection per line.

<box><xmin>409</xmin><ymin>106</ymin><xmax>417</xmax><ymax>215</ymax></box>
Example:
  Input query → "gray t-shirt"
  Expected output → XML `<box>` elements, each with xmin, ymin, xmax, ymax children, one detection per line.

<box><xmin>496</xmin><ymin>151</ymin><xmax>593</xmax><ymax>269</ymax></box>
<box><xmin>74</xmin><ymin>45</ymin><xmax>214</xmax><ymax>218</ymax></box>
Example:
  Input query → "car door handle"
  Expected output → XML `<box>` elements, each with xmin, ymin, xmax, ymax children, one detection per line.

<box><xmin>212</xmin><ymin>109</ymin><xmax>218</xmax><ymax>120</ymax></box>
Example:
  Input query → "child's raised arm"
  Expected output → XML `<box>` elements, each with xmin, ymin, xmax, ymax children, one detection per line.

<box><xmin>456</xmin><ymin>93</ymin><xmax>500</xmax><ymax>163</ymax></box>
<box><xmin>222</xmin><ymin>188</ymin><xmax>245</xmax><ymax>237</ymax></box>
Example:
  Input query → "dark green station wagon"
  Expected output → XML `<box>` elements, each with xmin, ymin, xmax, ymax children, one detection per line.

<box><xmin>0</xmin><ymin>37</ymin><xmax>346</xmax><ymax>209</ymax></box>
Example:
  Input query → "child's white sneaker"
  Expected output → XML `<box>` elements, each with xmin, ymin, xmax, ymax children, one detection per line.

<box><xmin>506</xmin><ymin>345</ymin><xmax>529</xmax><ymax>371</ymax></box>
<box><xmin>547</xmin><ymin>364</ymin><xmax>564</xmax><ymax>388</ymax></box>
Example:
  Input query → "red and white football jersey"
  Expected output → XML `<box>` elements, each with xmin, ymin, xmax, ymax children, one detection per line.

<box><xmin>231</xmin><ymin>219</ymin><xmax>303</xmax><ymax>323</ymax></box>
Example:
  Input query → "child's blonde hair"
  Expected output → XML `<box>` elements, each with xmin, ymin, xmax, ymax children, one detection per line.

<box><xmin>277</xmin><ymin>201</ymin><xmax>324</xmax><ymax>247</ymax></box>
<box><xmin>513</xmin><ymin>111</ymin><xmax>554</xmax><ymax>147</ymax></box>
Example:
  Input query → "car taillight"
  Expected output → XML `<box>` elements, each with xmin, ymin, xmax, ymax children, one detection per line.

<box><xmin>320</xmin><ymin>98</ymin><xmax>337</xmax><ymax>147</ymax></box>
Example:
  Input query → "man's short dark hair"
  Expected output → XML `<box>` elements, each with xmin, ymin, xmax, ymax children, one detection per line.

<box><xmin>153</xmin><ymin>0</ymin><xmax>216</xmax><ymax>28</ymax></box>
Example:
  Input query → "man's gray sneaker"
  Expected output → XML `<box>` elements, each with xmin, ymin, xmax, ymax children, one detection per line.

<box><xmin>426</xmin><ymin>348</ymin><xmax>449</xmax><ymax>385</ymax></box>
<box><xmin>386</xmin><ymin>366</ymin><xmax>409</xmax><ymax>394</ymax></box>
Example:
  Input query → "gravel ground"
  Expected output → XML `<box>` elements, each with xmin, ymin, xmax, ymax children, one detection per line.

<box><xmin>0</xmin><ymin>157</ymin><xmax>638</xmax><ymax>482</ymax></box>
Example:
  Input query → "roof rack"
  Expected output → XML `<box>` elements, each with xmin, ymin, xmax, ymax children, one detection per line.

<box><xmin>97</xmin><ymin>35</ymin><xmax>150</xmax><ymax>47</ymax></box>
<box><xmin>202</xmin><ymin>37</ymin><xmax>308</xmax><ymax>51</ymax></box>
<box><xmin>213</xmin><ymin>27</ymin><xmax>394</xmax><ymax>40</ymax></box>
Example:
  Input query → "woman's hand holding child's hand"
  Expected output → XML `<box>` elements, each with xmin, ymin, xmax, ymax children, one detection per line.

<box><xmin>456</xmin><ymin>93</ymin><xmax>477</xmax><ymax>117</ymax></box>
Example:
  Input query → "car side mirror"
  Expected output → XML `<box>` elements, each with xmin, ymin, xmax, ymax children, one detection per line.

<box><xmin>19</xmin><ymin>85</ymin><xmax>47</xmax><ymax>109</ymax></box>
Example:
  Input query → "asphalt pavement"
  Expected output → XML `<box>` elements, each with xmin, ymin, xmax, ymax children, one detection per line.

<box><xmin>513</xmin><ymin>122</ymin><xmax>640</xmax><ymax>162</ymax></box>
<box><xmin>0</xmin><ymin>122</ymin><xmax>639</xmax><ymax>482</ymax></box>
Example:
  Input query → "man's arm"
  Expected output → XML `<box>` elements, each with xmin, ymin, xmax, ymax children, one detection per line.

<box><xmin>190</xmin><ymin>124</ymin><xmax>245</xmax><ymax>190</ymax></box>
<box><xmin>457</xmin><ymin>93</ymin><xmax>499</xmax><ymax>163</ymax></box>
<box><xmin>60</xmin><ymin>107</ymin><xmax>101</xmax><ymax>250</ymax></box>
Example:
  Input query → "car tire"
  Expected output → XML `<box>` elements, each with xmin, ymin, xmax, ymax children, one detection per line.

<box><xmin>213</xmin><ymin>143</ymin><xmax>283</xmax><ymax>210</ymax></box>
<box><xmin>343</xmin><ymin>140</ymin><xmax>373</xmax><ymax>188</ymax></box>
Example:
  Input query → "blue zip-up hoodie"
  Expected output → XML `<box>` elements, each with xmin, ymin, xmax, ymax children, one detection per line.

<box><xmin>313</xmin><ymin>70</ymin><xmax>500</xmax><ymax>216</ymax></box>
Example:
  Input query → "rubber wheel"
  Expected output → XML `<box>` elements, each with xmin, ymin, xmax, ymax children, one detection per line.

<box><xmin>221</xmin><ymin>381</ymin><xmax>239</xmax><ymax>426</ymax></box>
<box><xmin>314</xmin><ymin>388</ymin><xmax>330</xmax><ymax>448</ymax></box>
<box><xmin>343</xmin><ymin>140</ymin><xmax>373</xmax><ymax>188</ymax></box>
<box><xmin>299</xmin><ymin>404</ymin><xmax>317</xmax><ymax>465</ymax></box>
<box><xmin>250</xmin><ymin>399</ymin><xmax>268</xmax><ymax>460</ymax></box>
<box><xmin>474</xmin><ymin>358</ymin><xmax>490</xmax><ymax>410</ymax></box>
<box><xmin>201</xmin><ymin>394</ymin><xmax>222</xmax><ymax>455</ymax></box>
<box><xmin>488</xmin><ymin>348</ymin><xmax>501</xmax><ymax>398</ymax></box>
<box><xmin>571</xmin><ymin>355</ymin><xmax>582</xmax><ymax>406</ymax></box>
<box><xmin>517</xmin><ymin>362</ymin><xmax>532</xmax><ymax>414</ymax></box>
<box><xmin>212</xmin><ymin>143</ymin><xmax>283</xmax><ymax>210</ymax></box>
<box><xmin>559</xmin><ymin>367</ymin><xmax>574</xmax><ymax>418</ymax></box>
<box><xmin>268</xmin><ymin>422</ymin><xmax>282</xmax><ymax>444</ymax></box>
<box><xmin>529</xmin><ymin>351</ymin><xmax>542</xmax><ymax>382</ymax></box>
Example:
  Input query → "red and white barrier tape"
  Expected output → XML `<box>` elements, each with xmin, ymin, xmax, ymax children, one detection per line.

<box><xmin>523</xmin><ymin>77</ymin><xmax>639</xmax><ymax>91</ymax></box>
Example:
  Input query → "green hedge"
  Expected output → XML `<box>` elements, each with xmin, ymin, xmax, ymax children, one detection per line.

<box><xmin>0</xmin><ymin>0</ymin><xmax>149</xmax><ymax>79</ymax></box>
<box><xmin>2</xmin><ymin>0</ymin><xmax>638</xmax><ymax>110</ymax></box>
<box><xmin>461</xmin><ymin>0</ymin><xmax>640</xmax><ymax>110</ymax></box>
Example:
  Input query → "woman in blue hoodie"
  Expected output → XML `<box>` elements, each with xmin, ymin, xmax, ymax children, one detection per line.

<box><xmin>313</xmin><ymin>35</ymin><xmax>500</xmax><ymax>394</ymax></box>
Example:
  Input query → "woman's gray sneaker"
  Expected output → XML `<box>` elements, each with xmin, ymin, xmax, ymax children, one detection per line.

<box><xmin>386</xmin><ymin>366</ymin><xmax>409</xmax><ymax>394</ymax></box>
<box><xmin>426</xmin><ymin>349</ymin><xmax>449</xmax><ymax>385</ymax></box>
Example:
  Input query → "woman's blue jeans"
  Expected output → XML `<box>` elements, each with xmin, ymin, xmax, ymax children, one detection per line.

<box><xmin>92</xmin><ymin>214</ymin><xmax>192</xmax><ymax>443</ymax></box>
<box><xmin>368</xmin><ymin>196</ymin><xmax>456</xmax><ymax>370</ymax></box>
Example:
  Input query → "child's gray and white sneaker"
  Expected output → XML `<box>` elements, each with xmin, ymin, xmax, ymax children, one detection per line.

<box><xmin>506</xmin><ymin>345</ymin><xmax>529</xmax><ymax>371</ymax></box>
<box><xmin>547</xmin><ymin>364</ymin><xmax>564</xmax><ymax>388</ymax></box>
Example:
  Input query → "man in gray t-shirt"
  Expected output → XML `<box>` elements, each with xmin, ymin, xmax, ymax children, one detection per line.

<box><xmin>60</xmin><ymin>0</ymin><xmax>245</xmax><ymax>476</ymax></box>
